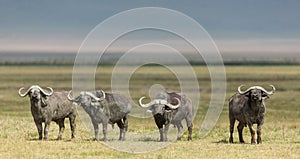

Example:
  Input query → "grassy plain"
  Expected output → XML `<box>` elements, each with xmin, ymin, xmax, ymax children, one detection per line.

<box><xmin>0</xmin><ymin>65</ymin><xmax>299</xmax><ymax>158</ymax></box>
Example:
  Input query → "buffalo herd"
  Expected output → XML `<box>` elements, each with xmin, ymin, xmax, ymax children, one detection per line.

<box><xmin>18</xmin><ymin>84</ymin><xmax>275</xmax><ymax>144</ymax></box>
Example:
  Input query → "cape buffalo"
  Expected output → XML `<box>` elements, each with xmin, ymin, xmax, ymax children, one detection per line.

<box><xmin>68</xmin><ymin>90</ymin><xmax>131</xmax><ymax>141</ymax></box>
<box><xmin>229</xmin><ymin>85</ymin><xmax>275</xmax><ymax>144</ymax></box>
<box><xmin>18</xmin><ymin>85</ymin><xmax>76</xmax><ymax>140</ymax></box>
<box><xmin>139</xmin><ymin>92</ymin><xmax>193</xmax><ymax>141</ymax></box>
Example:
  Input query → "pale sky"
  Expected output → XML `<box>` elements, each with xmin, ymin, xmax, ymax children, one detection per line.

<box><xmin>0</xmin><ymin>0</ymin><xmax>299</xmax><ymax>54</ymax></box>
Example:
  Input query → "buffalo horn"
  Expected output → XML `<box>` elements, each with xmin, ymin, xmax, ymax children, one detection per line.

<box><xmin>98</xmin><ymin>90</ymin><xmax>106</xmax><ymax>101</ymax></box>
<box><xmin>165</xmin><ymin>97</ymin><xmax>181</xmax><ymax>109</ymax></box>
<box><xmin>139</xmin><ymin>96</ymin><xmax>154</xmax><ymax>108</ymax></box>
<box><xmin>67</xmin><ymin>90</ymin><xmax>74</xmax><ymax>101</ymax></box>
<box><xmin>85</xmin><ymin>92</ymin><xmax>101</xmax><ymax>101</ymax></box>
<box><xmin>18</xmin><ymin>85</ymin><xmax>53</xmax><ymax>97</ymax></box>
<box><xmin>238</xmin><ymin>85</ymin><xmax>276</xmax><ymax>95</ymax></box>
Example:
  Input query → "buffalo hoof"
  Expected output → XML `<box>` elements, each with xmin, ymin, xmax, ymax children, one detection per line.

<box><xmin>43</xmin><ymin>137</ymin><xmax>48</xmax><ymax>140</ymax></box>
<box><xmin>100</xmin><ymin>138</ymin><xmax>108</xmax><ymax>142</ymax></box>
<box><xmin>93</xmin><ymin>138</ymin><xmax>99</xmax><ymax>141</ymax></box>
<box><xmin>188</xmin><ymin>137</ymin><xmax>192</xmax><ymax>141</ymax></box>
<box><xmin>229</xmin><ymin>138</ymin><xmax>233</xmax><ymax>143</ymax></box>
<box><xmin>251</xmin><ymin>141</ymin><xmax>256</xmax><ymax>145</ymax></box>
<box><xmin>119</xmin><ymin>138</ymin><xmax>126</xmax><ymax>141</ymax></box>
<box><xmin>257</xmin><ymin>138</ymin><xmax>262</xmax><ymax>144</ymax></box>
<box><xmin>177</xmin><ymin>137</ymin><xmax>182</xmax><ymax>141</ymax></box>
<box><xmin>57</xmin><ymin>136</ymin><xmax>62</xmax><ymax>140</ymax></box>
<box><xmin>257</xmin><ymin>141</ymin><xmax>262</xmax><ymax>144</ymax></box>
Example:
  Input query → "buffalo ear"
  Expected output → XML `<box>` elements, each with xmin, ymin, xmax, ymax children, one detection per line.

<box><xmin>146</xmin><ymin>109</ymin><xmax>152</xmax><ymax>113</ymax></box>
<box><xmin>146</xmin><ymin>108</ymin><xmax>153</xmax><ymax>113</ymax></box>
<box><xmin>262</xmin><ymin>92</ymin><xmax>270</xmax><ymax>100</ymax></box>
<box><xmin>244</xmin><ymin>92</ymin><xmax>251</xmax><ymax>98</ymax></box>
<box><xmin>41</xmin><ymin>96</ymin><xmax>48</xmax><ymax>107</ymax></box>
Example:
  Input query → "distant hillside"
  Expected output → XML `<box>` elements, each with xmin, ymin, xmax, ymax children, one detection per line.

<box><xmin>0</xmin><ymin>52</ymin><xmax>299</xmax><ymax>66</ymax></box>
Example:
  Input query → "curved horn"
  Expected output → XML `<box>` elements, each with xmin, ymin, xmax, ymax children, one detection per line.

<box><xmin>255</xmin><ymin>85</ymin><xmax>276</xmax><ymax>95</ymax></box>
<box><xmin>39</xmin><ymin>86</ymin><xmax>53</xmax><ymax>96</ymax></box>
<box><xmin>18</xmin><ymin>87</ymin><xmax>29</xmax><ymax>97</ymax></box>
<box><xmin>269</xmin><ymin>85</ymin><xmax>276</xmax><ymax>94</ymax></box>
<box><xmin>165</xmin><ymin>97</ymin><xmax>181</xmax><ymax>109</ymax></box>
<box><xmin>138</xmin><ymin>96</ymin><xmax>153</xmax><ymax>108</ymax></box>
<box><xmin>238</xmin><ymin>85</ymin><xmax>276</xmax><ymax>95</ymax></box>
<box><xmin>67</xmin><ymin>90</ymin><xmax>74</xmax><ymax>101</ymax></box>
<box><xmin>85</xmin><ymin>92</ymin><xmax>101</xmax><ymax>101</ymax></box>
<box><xmin>18</xmin><ymin>85</ymin><xmax>53</xmax><ymax>97</ymax></box>
<box><xmin>98</xmin><ymin>90</ymin><xmax>106</xmax><ymax>101</ymax></box>
<box><xmin>238</xmin><ymin>85</ymin><xmax>253</xmax><ymax>94</ymax></box>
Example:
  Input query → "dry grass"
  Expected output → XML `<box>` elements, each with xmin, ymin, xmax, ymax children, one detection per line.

<box><xmin>0</xmin><ymin>65</ymin><xmax>299</xmax><ymax>158</ymax></box>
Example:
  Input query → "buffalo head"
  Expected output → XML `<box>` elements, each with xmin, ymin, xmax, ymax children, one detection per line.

<box><xmin>138</xmin><ymin>94</ymin><xmax>180</xmax><ymax>115</ymax></box>
<box><xmin>18</xmin><ymin>85</ymin><xmax>53</xmax><ymax>104</ymax></box>
<box><xmin>238</xmin><ymin>85</ymin><xmax>276</xmax><ymax>101</ymax></box>
<box><xmin>67</xmin><ymin>90</ymin><xmax>105</xmax><ymax>106</ymax></box>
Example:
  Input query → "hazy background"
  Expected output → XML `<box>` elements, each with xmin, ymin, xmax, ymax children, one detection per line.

<box><xmin>0</xmin><ymin>0</ymin><xmax>299</xmax><ymax>64</ymax></box>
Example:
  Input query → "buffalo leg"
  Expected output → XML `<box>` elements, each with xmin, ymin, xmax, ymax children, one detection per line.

<box><xmin>69</xmin><ymin>114</ymin><xmax>76</xmax><ymax>139</ymax></box>
<box><xmin>92</xmin><ymin>121</ymin><xmax>99</xmax><ymax>141</ymax></box>
<box><xmin>154</xmin><ymin>116</ymin><xmax>164</xmax><ymax>142</ymax></box>
<box><xmin>237</xmin><ymin>122</ymin><xmax>245</xmax><ymax>143</ymax></box>
<box><xmin>101</xmin><ymin>122</ymin><xmax>108</xmax><ymax>141</ymax></box>
<box><xmin>123</xmin><ymin>115</ymin><xmax>128</xmax><ymax>131</ymax></box>
<box><xmin>34</xmin><ymin>120</ymin><xmax>43</xmax><ymax>140</ymax></box>
<box><xmin>248</xmin><ymin>124</ymin><xmax>256</xmax><ymax>144</ymax></box>
<box><xmin>123</xmin><ymin>115</ymin><xmax>129</xmax><ymax>140</ymax></box>
<box><xmin>188</xmin><ymin>124</ymin><xmax>193</xmax><ymax>141</ymax></box>
<box><xmin>257</xmin><ymin>123</ymin><xmax>262</xmax><ymax>144</ymax></box>
<box><xmin>176</xmin><ymin>122</ymin><xmax>183</xmax><ymax>140</ymax></box>
<box><xmin>158</xmin><ymin>128</ymin><xmax>164</xmax><ymax>142</ymax></box>
<box><xmin>164</xmin><ymin>124</ymin><xmax>170</xmax><ymax>141</ymax></box>
<box><xmin>57</xmin><ymin>119</ymin><xmax>65</xmax><ymax>140</ymax></box>
<box><xmin>186</xmin><ymin>117</ymin><xmax>193</xmax><ymax>141</ymax></box>
<box><xmin>229</xmin><ymin>116</ymin><xmax>235</xmax><ymax>143</ymax></box>
<box><xmin>43</xmin><ymin>121</ymin><xmax>51</xmax><ymax>140</ymax></box>
<box><xmin>116</xmin><ymin>120</ymin><xmax>125</xmax><ymax>141</ymax></box>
